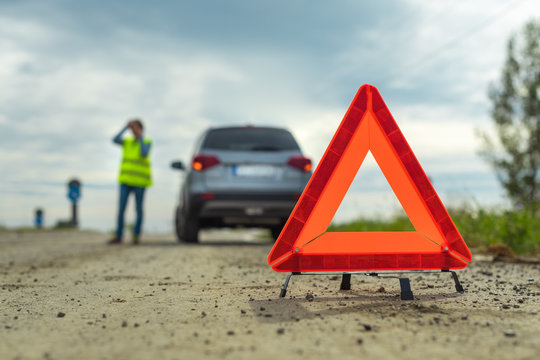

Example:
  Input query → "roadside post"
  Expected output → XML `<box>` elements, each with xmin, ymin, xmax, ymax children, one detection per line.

<box><xmin>67</xmin><ymin>179</ymin><xmax>82</xmax><ymax>227</ymax></box>
<box><xmin>34</xmin><ymin>208</ymin><xmax>44</xmax><ymax>228</ymax></box>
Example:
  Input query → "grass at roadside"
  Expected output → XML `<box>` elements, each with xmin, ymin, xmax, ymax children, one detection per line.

<box><xmin>329</xmin><ymin>206</ymin><xmax>539</xmax><ymax>255</ymax></box>
<box><xmin>0</xmin><ymin>225</ymin><xmax>101</xmax><ymax>235</ymax></box>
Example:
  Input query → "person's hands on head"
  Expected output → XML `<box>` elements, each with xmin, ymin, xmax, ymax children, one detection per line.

<box><xmin>127</xmin><ymin>119</ymin><xmax>144</xmax><ymax>138</ymax></box>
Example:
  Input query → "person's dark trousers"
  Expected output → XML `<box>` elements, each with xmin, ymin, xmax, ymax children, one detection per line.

<box><xmin>116</xmin><ymin>183</ymin><xmax>146</xmax><ymax>239</ymax></box>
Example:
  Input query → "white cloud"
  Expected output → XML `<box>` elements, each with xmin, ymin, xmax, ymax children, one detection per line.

<box><xmin>392</xmin><ymin>104</ymin><xmax>483</xmax><ymax>155</ymax></box>
<box><xmin>0</xmin><ymin>15</ymin><xmax>255</xmax><ymax>230</ymax></box>
<box><xmin>1</xmin><ymin>1</ymin><xmax>537</xmax><ymax>230</ymax></box>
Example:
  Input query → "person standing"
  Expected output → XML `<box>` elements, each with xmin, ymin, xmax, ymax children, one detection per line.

<box><xmin>108</xmin><ymin>119</ymin><xmax>152</xmax><ymax>245</ymax></box>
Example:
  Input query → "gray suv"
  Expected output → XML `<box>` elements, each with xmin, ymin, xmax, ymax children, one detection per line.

<box><xmin>171</xmin><ymin>126</ymin><xmax>312</xmax><ymax>243</ymax></box>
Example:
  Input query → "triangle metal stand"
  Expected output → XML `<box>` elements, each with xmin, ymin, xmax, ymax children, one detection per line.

<box><xmin>279</xmin><ymin>270</ymin><xmax>464</xmax><ymax>300</ymax></box>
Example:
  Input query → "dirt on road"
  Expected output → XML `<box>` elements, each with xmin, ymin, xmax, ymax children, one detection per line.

<box><xmin>0</xmin><ymin>230</ymin><xmax>539</xmax><ymax>360</ymax></box>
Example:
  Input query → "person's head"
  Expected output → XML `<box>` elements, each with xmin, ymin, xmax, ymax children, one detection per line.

<box><xmin>128</xmin><ymin>119</ymin><xmax>144</xmax><ymax>137</ymax></box>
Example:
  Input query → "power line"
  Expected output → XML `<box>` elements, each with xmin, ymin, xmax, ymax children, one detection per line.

<box><xmin>386</xmin><ymin>0</ymin><xmax>529</xmax><ymax>83</ymax></box>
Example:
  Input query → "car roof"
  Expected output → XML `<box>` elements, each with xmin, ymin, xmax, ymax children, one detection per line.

<box><xmin>205</xmin><ymin>125</ymin><xmax>291</xmax><ymax>132</ymax></box>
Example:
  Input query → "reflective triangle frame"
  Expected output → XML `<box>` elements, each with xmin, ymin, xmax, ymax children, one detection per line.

<box><xmin>268</xmin><ymin>85</ymin><xmax>471</xmax><ymax>272</ymax></box>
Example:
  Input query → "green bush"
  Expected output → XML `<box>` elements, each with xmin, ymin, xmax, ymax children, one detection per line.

<box><xmin>329</xmin><ymin>215</ymin><xmax>414</xmax><ymax>232</ymax></box>
<box><xmin>451</xmin><ymin>206</ymin><xmax>539</xmax><ymax>254</ymax></box>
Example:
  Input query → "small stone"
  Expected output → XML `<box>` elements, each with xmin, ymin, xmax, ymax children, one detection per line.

<box><xmin>461</xmin><ymin>315</ymin><xmax>468</xmax><ymax>320</ymax></box>
<box><xmin>57</xmin><ymin>312</ymin><xmax>66</xmax><ymax>318</ymax></box>
<box><xmin>377</xmin><ymin>286</ymin><xmax>385</xmax><ymax>293</ymax></box>
<box><xmin>504</xmin><ymin>330</ymin><xmax>516</xmax><ymax>337</ymax></box>
<box><xmin>306</xmin><ymin>293</ymin><xmax>314</xmax><ymax>302</ymax></box>
<box><xmin>363</xmin><ymin>324</ymin><xmax>372</xmax><ymax>331</ymax></box>
<box><xmin>277</xmin><ymin>328</ymin><xmax>285</xmax><ymax>335</ymax></box>
<box><xmin>201</xmin><ymin>311</ymin><xmax>207</xmax><ymax>318</ymax></box>
<box><xmin>240</xmin><ymin>309</ymin><xmax>246</xmax><ymax>314</ymax></box>
<box><xmin>122</xmin><ymin>321</ymin><xmax>128</xmax><ymax>327</ymax></box>
<box><xmin>227</xmin><ymin>330</ymin><xmax>235</xmax><ymax>336</ymax></box>
<box><xmin>357</xmin><ymin>338</ymin><xmax>364</xmax><ymax>345</ymax></box>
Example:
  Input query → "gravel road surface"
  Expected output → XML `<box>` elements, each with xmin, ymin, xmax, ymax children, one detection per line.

<box><xmin>1</xmin><ymin>230</ymin><xmax>539</xmax><ymax>359</ymax></box>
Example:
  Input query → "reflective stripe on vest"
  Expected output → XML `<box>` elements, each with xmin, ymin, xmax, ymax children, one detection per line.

<box><xmin>118</xmin><ymin>137</ymin><xmax>152</xmax><ymax>187</ymax></box>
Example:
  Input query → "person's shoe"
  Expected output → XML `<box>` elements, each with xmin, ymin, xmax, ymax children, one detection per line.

<box><xmin>132</xmin><ymin>235</ymin><xmax>140</xmax><ymax>245</ymax></box>
<box><xmin>107</xmin><ymin>237</ymin><xmax>122</xmax><ymax>245</ymax></box>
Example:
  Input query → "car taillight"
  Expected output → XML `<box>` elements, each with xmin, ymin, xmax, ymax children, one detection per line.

<box><xmin>192</xmin><ymin>154</ymin><xmax>220</xmax><ymax>171</ymax></box>
<box><xmin>288</xmin><ymin>156</ymin><xmax>312</xmax><ymax>172</ymax></box>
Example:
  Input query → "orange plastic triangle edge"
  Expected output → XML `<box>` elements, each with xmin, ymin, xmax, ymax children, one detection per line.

<box><xmin>268</xmin><ymin>84</ymin><xmax>471</xmax><ymax>272</ymax></box>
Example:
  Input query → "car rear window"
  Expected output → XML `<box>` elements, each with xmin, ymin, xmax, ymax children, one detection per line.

<box><xmin>201</xmin><ymin>128</ymin><xmax>300</xmax><ymax>151</ymax></box>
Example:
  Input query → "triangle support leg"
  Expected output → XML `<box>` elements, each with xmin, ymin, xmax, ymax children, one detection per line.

<box><xmin>279</xmin><ymin>273</ymin><xmax>293</xmax><ymax>298</ymax></box>
<box><xmin>280</xmin><ymin>273</ymin><xmax>300</xmax><ymax>298</ymax></box>
<box><xmin>442</xmin><ymin>269</ymin><xmax>465</xmax><ymax>293</ymax></box>
<box><xmin>399</xmin><ymin>277</ymin><xmax>414</xmax><ymax>300</ymax></box>
<box><xmin>451</xmin><ymin>270</ymin><xmax>464</xmax><ymax>293</ymax></box>
<box><xmin>340</xmin><ymin>273</ymin><xmax>352</xmax><ymax>290</ymax></box>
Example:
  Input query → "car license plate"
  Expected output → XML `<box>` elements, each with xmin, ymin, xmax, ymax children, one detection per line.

<box><xmin>245</xmin><ymin>207</ymin><xmax>264</xmax><ymax>216</ymax></box>
<box><xmin>233</xmin><ymin>164</ymin><xmax>276</xmax><ymax>177</ymax></box>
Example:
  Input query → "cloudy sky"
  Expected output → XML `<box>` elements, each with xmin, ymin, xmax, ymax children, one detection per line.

<box><xmin>1</xmin><ymin>0</ymin><xmax>538</xmax><ymax>232</ymax></box>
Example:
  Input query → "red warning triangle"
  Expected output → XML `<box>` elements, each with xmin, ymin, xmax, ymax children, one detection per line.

<box><xmin>268</xmin><ymin>85</ymin><xmax>471</xmax><ymax>272</ymax></box>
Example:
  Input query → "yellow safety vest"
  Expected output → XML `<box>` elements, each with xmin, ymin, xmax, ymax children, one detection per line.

<box><xmin>118</xmin><ymin>137</ymin><xmax>152</xmax><ymax>187</ymax></box>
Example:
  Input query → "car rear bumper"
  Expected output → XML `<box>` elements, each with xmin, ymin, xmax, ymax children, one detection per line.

<box><xmin>188</xmin><ymin>193</ymin><xmax>299</xmax><ymax>226</ymax></box>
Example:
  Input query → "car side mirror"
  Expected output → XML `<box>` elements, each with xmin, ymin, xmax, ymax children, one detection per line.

<box><xmin>171</xmin><ymin>161</ymin><xmax>185</xmax><ymax>171</ymax></box>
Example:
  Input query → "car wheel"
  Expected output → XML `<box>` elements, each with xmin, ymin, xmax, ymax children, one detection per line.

<box><xmin>180</xmin><ymin>210</ymin><xmax>199</xmax><ymax>243</ymax></box>
<box><xmin>175</xmin><ymin>206</ymin><xmax>183</xmax><ymax>242</ymax></box>
<box><xmin>270</xmin><ymin>225</ymin><xmax>283</xmax><ymax>241</ymax></box>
